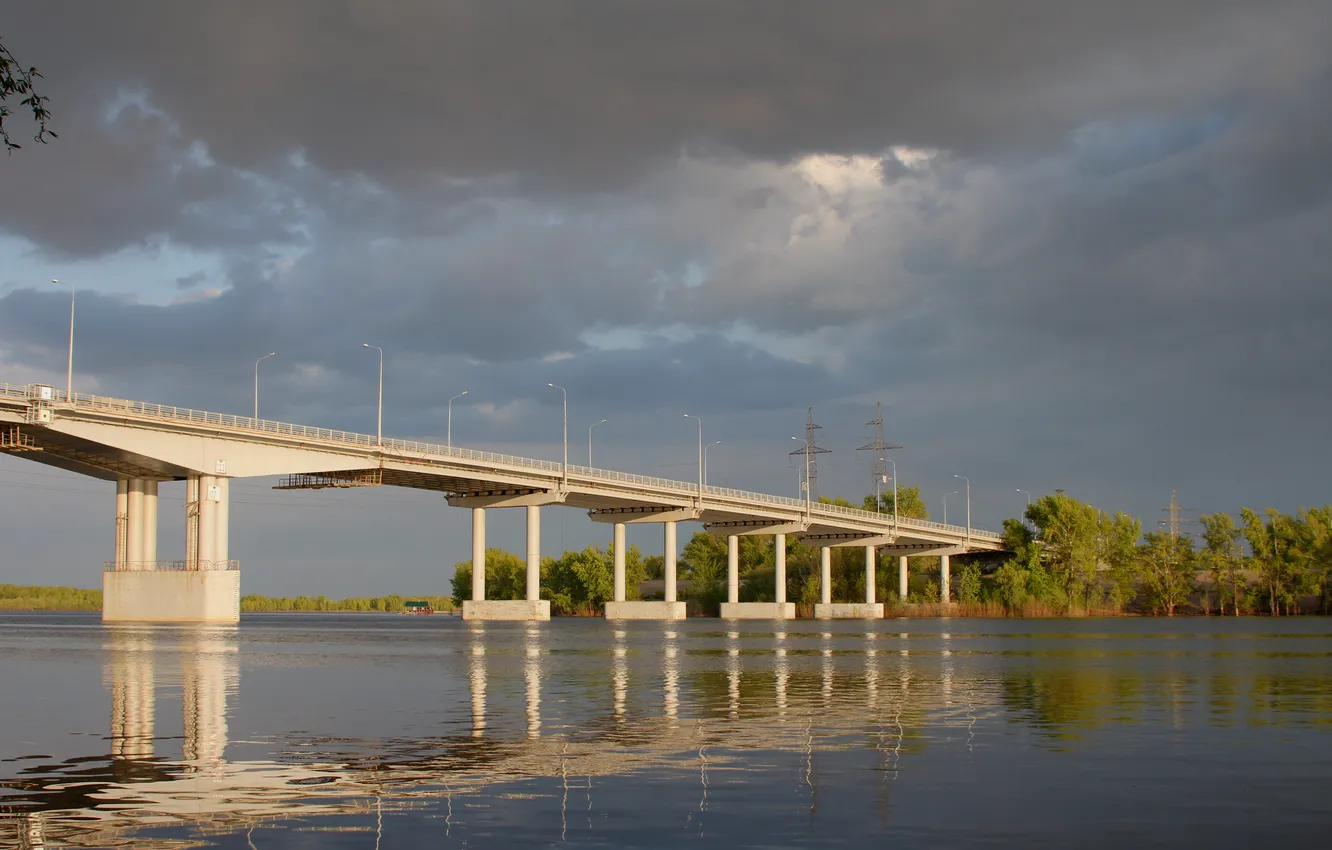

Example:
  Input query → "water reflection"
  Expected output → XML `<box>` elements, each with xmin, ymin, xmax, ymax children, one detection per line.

<box><xmin>1</xmin><ymin>618</ymin><xmax>1331</xmax><ymax>848</ymax></box>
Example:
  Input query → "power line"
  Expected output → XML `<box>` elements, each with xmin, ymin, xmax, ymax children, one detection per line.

<box><xmin>856</xmin><ymin>401</ymin><xmax>901</xmax><ymax>508</ymax></box>
<box><xmin>788</xmin><ymin>407</ymin><xmax>831</xmax><ymax>501</ymax></box>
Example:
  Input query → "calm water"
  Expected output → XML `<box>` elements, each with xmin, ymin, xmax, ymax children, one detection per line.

<box><xmin>1</xmin><ymin>613</ymin><xmax>1329</xmax><ymax>848</ymax></box>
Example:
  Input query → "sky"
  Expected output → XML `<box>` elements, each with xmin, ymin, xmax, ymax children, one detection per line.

<box><xmin>2</xmin><ymin>1</ymin><xmax>1330</xmax><ymax>596</ymax></box>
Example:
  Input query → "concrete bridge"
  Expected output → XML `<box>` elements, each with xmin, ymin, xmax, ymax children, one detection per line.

<box><xmin>0</xmin><ymin>382</ymin><xmax>1005</xmax><ymax>622</ymax></box>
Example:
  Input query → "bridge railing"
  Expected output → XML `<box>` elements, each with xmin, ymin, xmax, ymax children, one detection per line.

<box><xmin>103</xmin><ymin>560</ymin><xmax>240</xmax><ymax>572</ymax></box>
<box><xmin>3</xmin><ymin>383</ymin><xmax>1002</xmax><ymax>543</ymax></box>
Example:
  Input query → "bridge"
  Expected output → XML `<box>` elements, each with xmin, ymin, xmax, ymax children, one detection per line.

<box><xmin>0</xmin><ymin>382</ymin><xmax>1004</xmax><ymax>622</ymax></box>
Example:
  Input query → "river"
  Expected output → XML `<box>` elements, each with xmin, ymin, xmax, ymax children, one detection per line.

<box><xmin>1</xmin><ymin>612</ymin><xmax>1328</xmax><ymax>848</ymax></box>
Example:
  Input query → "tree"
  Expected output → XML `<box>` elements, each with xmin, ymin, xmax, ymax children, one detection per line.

<box><xmin>1027</xmin><ymin>493</ymin><xmax>1101</xmax><ymax>610</ymax></box>
<box><xmin>1138</xmin><ymin>531</ymin><xmax>1195</xmax><ymax>616</ymax></box>
<box><xmin>1</xmin><ymin>39</ymin><xmax>55</xmax><ymax>152</ymax></box>
<box><xmin>864</xmin><ymin>484</ymin><xmax>929</xmax><ymax>519</ymax></box>
<box><xmin>450</xmin><ymin>549</ymin><xmax>528</xmax><ymax>606</ymax></box>
<box><xmin>1200</xmin><ymin>512</ymin><xmax>1244</xmax><ymax>615</ymax></box>
<box><xmin>1099</xmin><ymin>512</ymin><xmax>1142</xmax><ymax>612</ymax></box>
<box><xmin>957</xmin><ymin>563</ymin><xmax>982</xmax><ymax>603</ymax></box>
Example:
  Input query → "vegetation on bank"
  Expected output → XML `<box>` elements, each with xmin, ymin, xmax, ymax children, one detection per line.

<box><xmin>239</xmin><ymin>594</ymin><xmax>456</xmax><ymax>612</ymax></box>
<box><xmin>0</xmin><ymin>584</ymin><xmax>101</xmax><ymax>610</ymax></box>
<box><xmin>452</xmin><ymin>486</ymin><xmax>1332</xmax><ymax>617</ymax></box>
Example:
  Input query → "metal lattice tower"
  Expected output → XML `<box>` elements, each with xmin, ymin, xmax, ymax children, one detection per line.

<box><xmin>856</xmin><ymin>402</ymin><xmax>901</xmax><ymax>509</ymax></box>
<box><xmin>1159</xmin><ymin>490</ymin><xmax>1194</xmax><ymax>539</ymax></box>
<box><xmin>789</xmin><ymin>407</ymin><xmax>831</xmax><ymax>501</ymax></box>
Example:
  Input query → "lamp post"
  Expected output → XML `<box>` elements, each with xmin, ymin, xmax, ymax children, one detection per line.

<box><xmin>954</xmin><ymin>474</ymin><xmax>971</xmax><ymax>549</ymax></box>
<box><xmin>1015</xmin><ymin>488</ymin><xmax>1032</xmax><ymax>530</ymax></box>
<box><xmin>943</xmin><ymin>490</ymin><xmax>959</xmax><ymax>525</ymax></box>
<box><xmin>547</xmin><ymin>383</ymin><xmax>567</xmax><ymax>486</ymax></box>
<box><xmin>683</xmin><ymin>414</ymin><xmax>703</xmax><ymax>502</ymax></box>
<box><xmin>704</xmin><ymin>440</ymin><xmax>721</xmax><ymax>487</ymax></box>
<box><xmin>792</xmin><ymin>436</ymin><xmax>811</xmax><ymax>518</ymax></box>
<box><xmin>253</xmin><ymin>352</ymin><xmax>276</xmax><ymax>420</ymax></box>
<box><xmin>51</xmin><ymin>279</ymin><xmax>74</xmax><ymax>402</ymax></box>
<box><xmin>588</xmin><ymin>419</ymin><xmax>607</xmax><ymax>466</ymax></box>
<box><xmin>887</xmin><ymin>458</ymin><xmax>898</xmax><ymax>538</ymax></box>
<box><xmin>447</xmin><ymin>390</ymin><xmax>468</xmax><ymax>450</ymax></box>
<box><xmin>361</xmin><ymin>343</ymin><xmax>383</xmax><ymax>446</ymax></box>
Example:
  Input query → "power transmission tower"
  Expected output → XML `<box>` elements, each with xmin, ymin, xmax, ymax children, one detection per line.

<box><xmin>789</xmin><ymin>407</ymin><xmax>831</xmax><ymax>501</ymax></box>
<box><xmin>1159</xmin><ymin>490</ymin><xmax>1195</xmax><ymax>539</ymax></box>
<box><xmin>856</xmin><ymin>402</ymin><xmax>901</xmax><ymax>511</ymax></box>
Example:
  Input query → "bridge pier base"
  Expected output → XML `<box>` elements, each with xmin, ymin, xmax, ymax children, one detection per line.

<box><xmin>814</xmin><ymin>603</ymin><xmax>884</xmax><ymax>619</ymax></box>
<box><xmin>721</xmin><ymin>602</ymin><xmax>797</xmax><ymax>619</ymax></box>
<box><xmin>604</xmin><ymin>601</ymin><xmax>686</xmax><ymax>620</ymax></box>
<box><xmin>463</xmin><ymin>600</ymin><xmax>551</xmax><ymax>621</ymax></box>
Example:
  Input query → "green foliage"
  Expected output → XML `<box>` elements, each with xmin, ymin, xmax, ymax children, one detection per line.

<box><xmin>450</xmin><ymin>548</ymin><xmax>529</xmax><ymax>605</ymax></box>
<box><xmin>957</xmin><ymin>563</ymin><xmax>982</xmax><ymax>603</ymax></box>
<box><xmin>0</xmin><ymin>584</ymin><xmax>100</xmax><ymax>610</ymax></box>
<box><xmin>0</xmin><ymin>39</ymin><xmax>56</xmax><ymax>152</ymax></box>
<box><xmin>1138</xmin><ymin>531</ymin><xmax>1196</xmax><ymax>616</ymax></box>
<box><xmin>864</xmin><ymin>484</ymin><xmax>929</xmax><ymax>520</ymax></box>
<box><xmin>1028</xmin><ymin>493</ymin><xmax>1102</xmax><ymax>610</ymax></box>
<box><xmin>240</xmin><ymin>593</ymin><xmax>455</xmax><ymax>613</ymax></box>
<box><xmin>1200</xmin><ymin>512</ymin><xmax>1244</xmax><ymax>615</ymax></box>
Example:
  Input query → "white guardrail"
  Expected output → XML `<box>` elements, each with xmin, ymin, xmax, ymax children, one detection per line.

<box><xmin>2</xmin><ymin>383</ymin><xmax>1002</xmax><ymax>543</ymax></box>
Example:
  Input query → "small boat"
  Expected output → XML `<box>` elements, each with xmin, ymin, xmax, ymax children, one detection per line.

<box><xmin>401</xmin><ymin>600</ymin><xmax>434</xmax><ymax>615</ymax></box>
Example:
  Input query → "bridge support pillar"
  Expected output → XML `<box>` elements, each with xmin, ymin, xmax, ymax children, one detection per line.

<box><xmin>775</xmin><ymin>533</ymin><xmax>787</xmax><ymax>606</ymax></box>
<box><xmin>142</xmin><ymin>480</ymin><xmax>158</xmax><ymax>567</ymax></box>
<box><xmin>198</xmin><ymin>474</ymin><xmax>217</xmax><ymax>570</ymax></box>
<box><xmin>940</xmin><ymin>553</ymin><xmax>950</xmax><ymax>603</ymax></box>
<box><xmin>114</xmin><ymin>478</ymin><xmax>129</xmax><ymax>569</ymax></box>
<box><xmin>721</xmin><ymin>531</ymin><xmax>796</xmax><ymax>618</ymax></box>
<box><xmin>185</xmin><ymin>475</ymin><xmax>200</xmax><ymax>569</ymax></box>
<box><xmin>820</xmin><ymin>546</ymin><xmax>831</xmax><ymax>605</ymax></box>
<box><xmin>726</xmin><ymin>535</ymin><xmax>739</xmax><ymax>604</ymax></box>
<box><xmin>865</xmin><ymin>545</ymin><xmax>876</xmax><ymax>605</ymax></box>
<box><xmin>465</xmin><ymin>506</ymin><xmax>550</xmax><ymax>620</ymax></box>
<box><xmin>899</xmin><ymin>556</ymin><xmax>909</xmax><ymax>601</ymax></box>
<box><xmin>126</xmin><ymin>478</ymin><xmax>145</xmax><ymax>568</ymax></box>
<box><xmin>612</xmin><ymin>522</ymin><xmax>626</xmax><ymax>603</ymax></box>
<box><xmin>213</xmin><ymin>477</ymin><xmax>229</xmax><ymax>566</ymax></box>
<box><xmin>663</xmin><ymin>521</ymin><xmax>677</xmax><ymax>603</ymax></box>
<box><xmin>525</xmin><ymin>505</ymin><xmax>540</xmax><ymax>602</ymax></box>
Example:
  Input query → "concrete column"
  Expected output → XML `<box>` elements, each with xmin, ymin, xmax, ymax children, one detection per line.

<box><xmin>774</xmin><ymin>533</ymin><xmax>787</xmax><ymax>606</ymax></box>
<box><xmin>663</xmin><ymin>521</ymin><xmax>678</xmax><ymax>603</ymax></box>
<box><xmin>114</xmin><ymin>479</ymin><xmax>129</xmax><ymax>570</ymax></box>
<box><xmin>865</xmin><ymin>545</ymin><xmax>876</xmax><ymax>605</ymax></box>
<box><xmin>612</xmin><ymin>522</ymin><xmax>627</xmax><ymax>603</ymax></box>
<box><xmin>726</xmin><ymin>534</ymin><xmax>739</xmax><ymax>604</ymax></box>
<box><xmin>126</xmin><ymin>478</ymin><xmax>145</xmax><ymax>569</ymax></box>
<box><xmin>142</xmin><ymin>480</ymin><xmax>158</xmax><ymax>567</ymax></box>
<box><xmin>820</xmin><ymin>546</ymin><xmax>832</xmax><ymax>605</ymax></box>
<box><xmin>940</xmin><ymin>553</ymin><xmax>951</xmax><ymax>603</ymax></box>
<box><xmin>214</xmin><ymin>477</ymin><xmax>229</xmax><ymax>566</ymax></box>
<box><xmin>525</xmin><ymin>505</ymin><xmax>541</xmax><ymax>602</ymax></box>
<box><xmin>198</xmin><ymin>474</ymin><xmax>216</xmax><ymax>569</ymax></box>
<box><xmin>899</xmin><ymin>555</ymin><xmax>909</xmax><ymax>601</ymax></box>
<box><xmin>471</xmin><ymin>508</ymin><xmax>486</xmax><ymax>602</ymax></box>
<box><xmin>185</xmin><ymin>475</ymin><xmax>200</xmax><ymax>569</ymax></box>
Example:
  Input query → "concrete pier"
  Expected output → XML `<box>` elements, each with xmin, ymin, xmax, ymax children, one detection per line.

<box><xmin>720</xmin><ymin>602</ymin><xmax>796</xmax><ymax>619</ymax></box>
<box><xmin>775</xmin><ymin>533</ymin><xmax>787</xmax><ymax>606</ymax></box>
<box><xmin>727</xmin><ymin>534</ymin><xmax>739</xmax><ymax>604</ymax></box>
<box><xmin>464</xmin><ymin>503</ymin><xmax>550</xmax><ymax>620</ymax></box>
<box><xmin>103</xmin><ymin>569</ymin><xmax>240</xmax><ymax>622</ymax></box>
<box><xmin>663</xmin><ymin>521</ymin><xmax>677</xmax><ymax>603</ymax></box>
<box><xmin>899</xmin><ymin>555</ymin><xmax>908</xmax><ymax>600</ymax></box>
<box><xmin>605</xmin><ymin>601</ymin><xmax>687</xmax><ymax>620</ymax></box>
<box><xmin>940</xmin><ymin>553</ymin><xmax>951</xmax><ymax>603</ymax></box>
<box><xmin>814</xmin><ymin>603</ymin><xmax>883</xmax><ymax>618</ymax></box>
<box><xmin>463</xmin><ymin>600</ymin><xmax>550</xmax><ymax>620</ymax></box>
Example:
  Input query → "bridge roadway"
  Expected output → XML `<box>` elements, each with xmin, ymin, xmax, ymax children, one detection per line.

<box><xmin>0</xmin><ymin>382</ymin><xmax>1004</xmax><ymax>621</ymax></box>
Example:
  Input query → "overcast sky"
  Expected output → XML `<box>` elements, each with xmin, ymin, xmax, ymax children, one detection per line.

<box><xmin>2</xmin><ymin>1</ymin><xmax>1330</xmax><ymax>596</ymax></box>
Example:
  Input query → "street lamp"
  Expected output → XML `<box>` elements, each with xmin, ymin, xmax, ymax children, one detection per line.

<box><xmin>588</xmin><ymin>419</ymin><xmax>607</xmax><ymax>467</ymax></box>
<box><xmin>792</xmin><ymin>436</ymin><xmax>811</xmax><ymax>518</ymax></box>
<box><xmin>447</xmin><ymin>390</ymin><xmax>468</xmax><ymax>450</ymax></box>
<box><xmin>943</xmin><ymin>490</ymin><xmax>959</xmax><ymax>525</ymax></box>
<box><xmin>886</xmin><ymin>458</ymin><xmax>898</xmax><ymax>538</ymax></box>
<box><xmin>254</xmin><ymin>352</ymin><xmax>276</xmax><ymax>420</ymax></box>
<box><xmin>704</xmin><ymin>440</ymin><xmax>721</xmax><ymax>487</ymax></box>
<box><xmin>683</xmin><ymin>414</ymin><xmax>703</xmax><ymax>502</ymax></box>
<box><xmin>954</xmin><ymin>474</ymin><xmax>971</xmax><ymax>549</ymax></box>
<box><xmin>547</xmin><ymin>383</ymin><xmax>567</xmax><ymax>485</ymax></box>
<box><xmin>1015</xmin><ymin>488</ymin><xmax>1032</xmax><ymax>530</ymax></box>
<box><xmin>362</xmin><ymin>343</ymin><xmax>383</xmax><ymax>446</ymax></box>
<box><xmin>51</xmin><ymin>279</ymin><xmax>74</xmax><ymax>402</ymax></box>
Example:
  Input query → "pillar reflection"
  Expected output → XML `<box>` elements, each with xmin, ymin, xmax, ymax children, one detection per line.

<box><xmin>107</xmin><ymin>628</ymin><xmax>156</xmax><ymax>762</ymax></box>
<box><xmin>181</xmin><ymin>626</ymin><xmax>239</xmax><ymax>770</ymax></box>
<box><xmin>468</xmin><ymin>625</ymin><xmax>487</xmax><ymax>738</ymax></box>
<box><xmin>663</xmin><ymin>629</ymin><xmax>679</xmax><ymax>725</ymax></box>
<box><xmin>726</xmin><ymin>629</ymin><xmax>741</xmax><ymax>720</ymax></box>
<box><xmin>525</xmin><ymin>624</ymin><xmax>542</xmax><ymax>739</ymax></box>
<box><xmin>612</xmin><ymin>628</ymin><xmax>628</xmax><ymax>723</ymax></box>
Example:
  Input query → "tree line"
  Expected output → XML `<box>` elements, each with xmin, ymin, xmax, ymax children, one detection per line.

<box><xmin>240</xmin><ymin>594</ymin><xmax>457</xmax><ymax>613</ymax></box>
<box><xmin>452</xmin><ymin>486</ymin><xmax>1332</xmax><ymax>616</ymax></box>
<box><xmin>0</xmin><ymin>584</ymin><xmax>101</xmax><ymax>610</ymax></box>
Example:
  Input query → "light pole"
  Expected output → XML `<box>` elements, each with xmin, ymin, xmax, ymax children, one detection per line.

<box><xmin>1016</xmin><ymin>489</ymin><xmax>1031</xmax><ymax>530</ymax></box>
<box><xmin>887</xmin><ymin>458</ymin><xmax>898</xmax><ymax>538</ymax></box>
<box><xmin>683</xmin><ymin>414</ymin><xmax>703</xmax><ymax>502</ymax></box>
<box><xmin>447</xmin><ymin>390</ymin><xmax>468</xmax><ymax>450</ymax></box>
<box><xmin>362</xmin><ymin>343</ymin><xmax>383</xmax><ymax>446</ymax></box>
<box><xmin>704</xmin><ymin>440</ymin><xmax>721</xmax><ymax>487</ymax></box>
<box><xmin>52</xmin><ymin>279</ymin><xmax>74</xmax><ymax>402</ymax></box>
<box><xmin>548</xmin><ymin>383</ymin><xmax>567</xmax><ymax>485</ymax></box>
<box><xmin>588</xmin><ymin>419</ymin><xmax>607</xmax><ymax>466</ymax></box>
<box><xmin>943</xmin><ymin>490</ymin><xmax>959</xmax><ymax>525</ymax></box>
<box><xmin>792</xmin><ymin>436</ymin><xmax>811</xmax><ymax>518</ymax></box>
<box><xmin>253</xmin><ymin>352</ymin><xmax>276</xmax><ymax>420</ymax></box>
<box><xmin>954</xmin><ymin>474</ymin><xmax>971</xmax><ymax>549</ymax></box>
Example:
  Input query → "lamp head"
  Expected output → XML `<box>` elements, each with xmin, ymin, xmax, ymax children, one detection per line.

<box><xmin>460</xmin><ymin>390</ymin><xmax>468</xmax><ymax>396</ymax></box>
